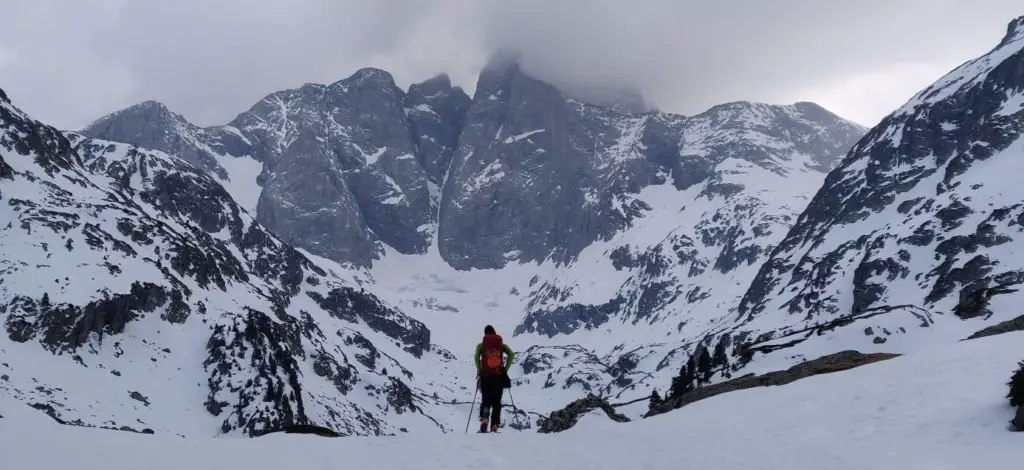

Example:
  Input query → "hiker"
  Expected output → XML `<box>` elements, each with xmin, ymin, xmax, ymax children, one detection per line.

<box><xmin>474</xmin><ymin>325</ymin><xmax>515</xmax><ymax>433</ymax></box>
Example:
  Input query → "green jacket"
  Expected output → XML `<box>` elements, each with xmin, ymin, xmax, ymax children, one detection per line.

<box><xmin>474</xmin><ymin>342</ymin><xmax>515</xmax><ymax>373</ymax></box>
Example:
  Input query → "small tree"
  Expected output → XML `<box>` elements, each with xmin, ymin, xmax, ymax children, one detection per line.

<box><xmin>1009</xmin><ymin>360</ymin><xmax>1024</xmax><ymax>408</ymax></box>
<box><xmin>670</xmin><ymin>361</ymin><xmax>696</xmax><ymax>398</ymax></box>
<box><xmin>647</xmin><ymin>389</ymin><xmax>662</xmax><ymax>415</ymax></box>
<box><xmin>697</xmin><ymin>347</ymin><xmax>712</xmax><ymax>384</ymax></box>
<box><xmin>712</xmin><ymin>340</ymin><xmax>728</xmax><ymax>369</ymax></box>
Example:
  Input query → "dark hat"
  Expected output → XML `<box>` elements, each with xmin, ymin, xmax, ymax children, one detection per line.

<box><xmin>484</xmin><ymin>325</ymin><xmax>496</xmax><ymax>335</ymax></box>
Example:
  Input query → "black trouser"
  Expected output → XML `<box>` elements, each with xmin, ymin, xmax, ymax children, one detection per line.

<box><xmin>478</xmin><ymin>373</ymin><xmax>504</xmax><ymax>425</ymax></box>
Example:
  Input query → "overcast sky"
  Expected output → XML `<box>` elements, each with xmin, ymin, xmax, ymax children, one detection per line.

<box><xmin>1</xmin><ymin>0</ymin><xmax>1021</xmax><ymax>130</ymax></box>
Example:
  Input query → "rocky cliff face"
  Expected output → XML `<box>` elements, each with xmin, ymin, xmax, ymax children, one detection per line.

<box><xmin>514</xmin><ymin>99</ymin><xmax>866</xmax><ymax>336</ymax></box>
<box><xmin>437</xmin><ymin>58</ymin><xmax>864</xmax><ymax>271</ymax></box>
<box><xmin>82</xmin><ymin>69</ymin><xmax>472</xmax><ymax>269</ymax></box>
<box><xmin>438</xmin><ymin>56</ymin><xmax>671</xmax><ymax>270</ymax></box>
<box><xmin>82</xmin><ymin>55</ymin><xmax>863</xmax><ymax>277</ymax></box>
<box><xmin>404</xmin><ymin>73</ymin><xmax>473</xmax><ymax>186</ymax></box>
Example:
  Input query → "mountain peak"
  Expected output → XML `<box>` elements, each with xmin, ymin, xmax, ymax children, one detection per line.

<box><xmin>1001</xmin><ymin>15</ymin><xmax>1024</xmax><ymax>46</ymax></box>
<box><xmin>483</xmin><ymin>48</ymin><xmax>523</xmax><ymax>74</ymax></box>
<box><xmin>407</xmin><ymin>73</ymin><xmax>457</xmax><ymax>98</ymax></box>
<box><xmin>83</xmin><ymin>99</ymin><xmax>182</xmax><ymax>132</ymax></box>
<box><xmin>133</xmin><ymin>100</ymin><xmax>171</xmax><ymax>111</ymax></box>
<box><xmin>566</xmin><ymin>85</ymin><xmax>651</xmax><ymax>114</ymax></box>
<box><xmin>420</xmin><ymin>73</ymin><xmax>451</xmax><ymax>87</ymax></box>
<box><xmin>332</xmin><ymin>67</ymin><xmax>398</xmax><ymax>90</ymax></box>
<box><xmin>0</xmin><ymin>87</ymin><xmax>9</xmax><ymax>104</ymax></box>
<box><xmin>409</xmin><ymin>73</ymin><xmax>453</xmax><ymax>95</ymax></box>
<box><xmin>77</xmin><ymin>98</ymin><xmax>235</xmax><ymax>177</ymax></box>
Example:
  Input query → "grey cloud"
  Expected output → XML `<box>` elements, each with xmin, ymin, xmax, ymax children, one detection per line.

<box><xmin>0</xmin><ymin>0</ymin><xmax>1020</xmax><ymax>129</ymax></box>
<box><xmin>483</xmin><ymin>0</ymin><xmax>1023</xmax><ymax>124</ymax></box>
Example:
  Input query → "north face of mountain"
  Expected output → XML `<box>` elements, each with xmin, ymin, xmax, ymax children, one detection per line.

<box><xmin>404</xmin><ymin>73</ymin><xmax>472</xmax><ymax>186</ymax></box>
<box><xmin>230</xmin><ymin>68</ymin><xmax>438</xmax><ymax>266</ymax></box>
<box><xmin>436</xmin><ymin>56</ymin><xmax>865</xmax><ymax>271</ymax></box>
<box><xmin>515</xmin><ymin>99</ymin><xmax>868</xmax><ymax>333</ymax></box>
<box><xmin>0</xmin><ymin>89</ymin><xmax>460</xmax><ymax>436</ymax></box>
<box><xmin>437</xmin><ymin>57</ymin><xmax>670</xmax><ymax>270</ymax></box>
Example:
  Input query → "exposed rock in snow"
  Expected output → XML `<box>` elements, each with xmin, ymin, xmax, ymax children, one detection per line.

<box><xmin>537</xmin><ymin>393</ymin><xmax>629</xmax><ymax>433</ymax></box>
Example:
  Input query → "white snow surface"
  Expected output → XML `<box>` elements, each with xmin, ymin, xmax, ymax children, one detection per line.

<box><xmin>2</xmin><ymin>331</ymin><xmax>1022</xmax><ymax>469</ymax></box>
<box><xmin>214</xmin><ymin>154</ymin><xmax>264</xmax><ymax>214</ymax></box>
<box><xmin>726</xmin><ymin>24</ymin><xmax>1024</xmax><ymax>380</ymax></box>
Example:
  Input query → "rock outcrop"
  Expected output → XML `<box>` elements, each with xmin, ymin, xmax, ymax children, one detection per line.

<box><xmin>537</xmin><ymin>394</ymin><xmax>630</xmax><ymax>433</ymax></box>
<box><xmin>965</xmin><ymin>314</ymin><xmax>1024</xmax><ymax>340</ymax></box>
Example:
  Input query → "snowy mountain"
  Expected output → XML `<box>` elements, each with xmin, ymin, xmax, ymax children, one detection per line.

<box><xmin>14</xmin><ymin>12</ymin><xmax>1024</xmax><ymax>436</ymax></box>
<box><xmin>76</xmin><ymin>52</ymin><xmax>865</xmax><ymax>410</ymax></box>
<box><xmin>82</xmin><ymin>56</ymin><xmax>862</xmax><ymax>272</ymax></box>
<box><xmin>437</xmin><ymin>56</ymin><xmax>862</xmax><ymax>271</ymax></box>
<box><xmin>0</xmin><ymin>89</ymin><xmax>468</xmax><ymax>437</ymax></box>
<box><xmin>683</xmin><ymin>15</ymin><xmax>1024</xmax><ymax>383</ymax></box>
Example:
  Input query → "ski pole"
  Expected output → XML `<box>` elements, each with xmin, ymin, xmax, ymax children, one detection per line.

<box><xmin>506</xmin><ymin>387</ymin><xmax>521</xmax><ymax>429</ymax></box>
<box><xmin>464</xmin><ymin>377</ymin><xmax>479</xmax><ymax>433</ymax></box>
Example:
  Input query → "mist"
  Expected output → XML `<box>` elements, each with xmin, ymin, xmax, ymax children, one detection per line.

<box><xmin>0</xmin><ymin>0</ymin><xmax>1019</xmax><ymax>128</ymax></box>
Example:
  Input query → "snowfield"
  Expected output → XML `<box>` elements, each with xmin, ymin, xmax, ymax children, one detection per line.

<box><xmin>3</xmin><ymin>331</ymin><xmax>1021</xmax><ymax>469</ymax></box>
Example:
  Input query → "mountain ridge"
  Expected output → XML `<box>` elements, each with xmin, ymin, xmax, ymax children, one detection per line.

<box><xmin>73</xmin><ymin>50</ymin><xmax>866</xmax><ymax>411</ymax></box>
<box><xmin>81</xmin><ymin>58</ymin><xmax>865</xmax><ymax>274</ymax></box>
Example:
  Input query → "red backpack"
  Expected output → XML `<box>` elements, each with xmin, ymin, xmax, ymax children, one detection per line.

<box><xmin>480</xmin><ymin>334</ymin><xmax>505</xmax><ymax>375</ymax></box>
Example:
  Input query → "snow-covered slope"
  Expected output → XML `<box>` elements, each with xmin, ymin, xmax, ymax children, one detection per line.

<box><xmin>714</xmin><ymin>14</ymin><xmax>1024</xmax><ymax>375</ymax></box>
<box><xmin>3</xmin><ymin>330</ymin><xmax>1022</xmax><ymax>469</ymax></box>
<box><xmin>0</xmin><ymin>89</ymin><xmax>469</xmax><ymax>437</ymax></box>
